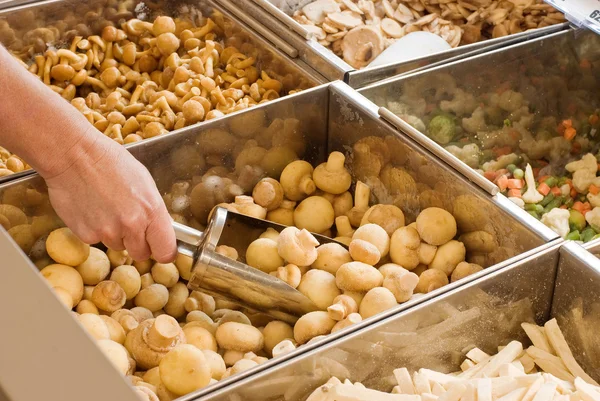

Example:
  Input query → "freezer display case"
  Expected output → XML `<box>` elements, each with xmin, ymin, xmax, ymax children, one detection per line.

<box><xmin>0</xmin><ymin>0</ymin><xmax>323</xmax><ymax>183</ymax></box>
<box><xmin>360</xmin><ymin>28</ymin><xmax>600</xmax><ymax>242</ymax></box>
<box><xmin>0</xmin><ymin>81</ymin><xmax>558</xmax><ymax>401</ymax></box>
<box><xmin>216</xmin><ymin>0</ymin><xmax>569</xmax><ymax>87</ymax></box>
<box><xmin>198</xmin><ymin>240</ymin><xmax>600</xmax><ymax>401</ymax></box>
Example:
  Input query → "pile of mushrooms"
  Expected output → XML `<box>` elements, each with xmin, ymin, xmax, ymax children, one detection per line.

<box><xmin>0</xmin><ymin>8</ymin><xmax>307</xmax><ymax>178</ymax></box>
<box><xmin>292</xmin><ymin>0</ymin><xmax>564</xmax><ymax>68</ymax></box>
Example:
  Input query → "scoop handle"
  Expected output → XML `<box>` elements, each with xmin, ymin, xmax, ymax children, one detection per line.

<box><xmin>172</xmin><ymin>221</ymin><xmax>204</xmax><ymax>259</ymax></box>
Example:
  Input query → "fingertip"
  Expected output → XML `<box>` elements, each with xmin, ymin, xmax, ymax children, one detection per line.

<box><xmin>146</xmin><ymin>210</ymin><xmax>178</xmax><ymax>264</ymax></box>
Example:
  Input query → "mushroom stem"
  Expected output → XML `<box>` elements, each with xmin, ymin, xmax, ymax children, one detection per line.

<box><xmin>299</xmin><ymin>176</ymin><xmax>316</xmax><ymax>196</ymax></box>
<box><xmin>148</xmin><ymin>315</ymin><xmax>181</xmax><ymax>349</ymax></box>
<box><xmin>326</xmin><ymin>151</ymin><xmax>346</xmax><ymax>171</ymax></box>
<box><xmin>336</xmin><ymin>216</ymin><xmax>354</xmax><ymax>237</ymax></box>
<box><xmin>355</xmin><ymin>181</ymin><xmax>370</xmax><ymax>209</ymax></box>
<box><xmin>298</xmin><ymin>229</ymin><xmax>319</xmax><ymax>249</ymax></box>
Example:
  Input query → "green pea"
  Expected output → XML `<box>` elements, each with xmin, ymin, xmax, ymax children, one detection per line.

<box><xmin>507</xmin><ymin>164</ymin><xmax>517</xmax><ymax>173</ymax></box>
<box><xmin>513</xmin><ymin>168</ymin><xmax>524</xmax><ymax>179</ymax></box>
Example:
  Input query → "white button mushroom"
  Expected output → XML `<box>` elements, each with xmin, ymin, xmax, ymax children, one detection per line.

<box><xmin>246</xmin><ymin>237</ymin><xmax>284</xmax><ymax>273</ymax></box>
<box><xmin>46</xmin><ymin>227</ymin><xmax>90</xmax><ymax>267</ymax></box>
<box><xmin>312</xmin><ymin>243</ymin><xmax>352</xmax><ymax>274</ymax></box>
<box><xmin>359</xmin><ymin>287</ymin><xmax>398</xmax><ymax>319</ymax></box>
<box><xmin>293</xmin><ymin>311</ymin><xmax>336</xmax><ymax>345</ymax></box>
<box><xmin>297</xmin><ymin>269</ymin><xmax>341</xmax><ymax>310</ymax></box>
<box><xmin>294</xmin><ymin>196</ymin><xmax>335</xmax><ymax>233</ymax></box>
<box><xmin>336</xmin><ymin>261</ymin><xmax>383</xmax><ymax>292</ymax></box>
<box><xmin>277</xmin><ymin>226</ymin><xmax>319</xmax><ymax>267</ymax></box>
<box><xmin>280</xmin><ymin>160</ymin><xmax>316</xmax><ymax>201</ymax></box>
<box><xmin>159</xmin><ymin>344</ymin><xmax>212</xmax><ymax>396</ymax></box>
<box><xmin>313</xmin><ymin>151</ymin><xmax>352</xmax><ymax>195</ymax></box>
<box><xmin>416</xmin><ymin>207</ymin><xmax>457</xmax><ymax>246</ymax></box>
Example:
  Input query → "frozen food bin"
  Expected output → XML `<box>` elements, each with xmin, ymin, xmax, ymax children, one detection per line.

<box><xmin>195</xmin><ymin>240</ymin><xmax>600</xmax><ymax>400</ymax></box>
<box><xmin>360</xmin><ymin>28</ymin><xmax>600</xmax><ymax>240</ymax></box>
<box><xmin>0</xmin><ymin>81</ymin><xmax>558</xmax><ymax>401</ymax></box>
<box><xmin>215</xmin><ymin>0</ymin><xmax>569</xmax><ymax>87</ymax></box>
<box><xmin>0</xmin><ymin>0</ymin><xmax>324</xmax><ymax>185</ymax></box>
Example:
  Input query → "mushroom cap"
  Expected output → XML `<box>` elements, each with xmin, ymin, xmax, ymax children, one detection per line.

<box><xmin>41</xmin><ymin>263</ymin><xmax>85</xmax><ymax>305</ymax></box>
<box><xmin>159</xmin><ymin>344</ymin><xmax>211</xmax><ymax>396</ymax></box>
<box><xmin>293</xmin><ymin>311</ymin><xmax>336</xmax><ymax>345</ymax></box>
<box><xmin>46</xmin><ymin>227</ymin><xmax>90</xmax><ymax>267</ymax></box>
<box><xmin>359</xmin><ymin>287</ymin><xmax>398</xmax><ymax>319</ymax></box>
<box><xmin>312</xmin><ymin>243</ymin><xmax>352</xmax><ymax>274</ymax></box>
<box><xmin>277</xmin><ymin>227</ymin><xmax>319</xmax><ymax>267</ymax></box>
<box><xmin>297</xmin><ymin>269</ymin><xmax>341</xmax><ymax>310</ymax></box>
<box><xmin>416</xmin><ymin>207</ymin><xmax>457</xmax><ymax>246</ymax></box>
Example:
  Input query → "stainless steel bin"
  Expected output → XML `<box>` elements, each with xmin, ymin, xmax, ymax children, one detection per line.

<box><xmin>0</xmin><ymin>0</ymin><xmax>324</xmax><ymax>185</ymax></box>
<box><xmin>198</xmin><ymin>240</ymin><xmax>600</xmax><ymax>400</ymax></box>
<box><xmin>0</xmin><ymin>81</ymin><xmax>558</xmax><ymax>401</ymax></box>
<box><xmin>216</xmin><ymin>0</ymin><xmax>569</xmax><ymax>88</ymax></box>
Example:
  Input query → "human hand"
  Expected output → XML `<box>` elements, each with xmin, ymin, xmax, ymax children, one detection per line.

<box><xmin>44</xmin><ymin>131</ymin><xmax>177</xmax><ymax>263</ymax></box>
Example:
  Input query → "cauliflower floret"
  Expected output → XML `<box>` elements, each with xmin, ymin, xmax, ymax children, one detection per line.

<box><xmin>541</xmin><ymin>208</ymin><xmax>570</xmax><ymax>239</ymax></box>
<box><xmin>445</xmin><ymin>144</ymin><xmax>481</xmax><ymax>168</ymax></box>
<box><xmin>481</xmin><ymin>153</ymin><xmax>520</xmax><ymax>172</ymax></box>
<box><xmin>565</xmin><ymin>153</ymin><xmax>598</xmax><ymax>174</ymax></box>
<box><xmin>521</xmin><ymin>164</ymin><xmax>544</xmax><ymax>204</ymax></box>
<box><xmin>585</xmin><ymin>207</ymin><xmax>600</xmax><ymax>231</ymax></box>
<box><xmin>490</xmin><ymin>90</ymin><xmax>526</xmax><ymax>112</ymax></box>
<box><xmin>588</xmin><ymin>192</ymin><xmax>600</xmax><ymax>208</ymax></box>
<box><xmin>403</xmin><ymin>114</ymin><xmax>426</xmax><ymax>133</ymax></box>
<box><xmin>508</xmin><ymin>107</ymin><xmax>534</xmax><ymax>129</ymax></box>
<box><xmin>572</xmin><ymin>169</ymin><xmax>597</xmax><ymax>194</ymax></box>
<box><xmin>462</xmin><ymin>107</ymin><xmax>488</xmax><ymax>134</ymax></box>
<box><xmin>509</xmin><ymin>197</ymin><xmax>525</xmax><ymax>209</ymax></box>
<box><xmin>440</xmin><ymin>88</ymin><xmax>478</xmax><ymax>116</ymax></box>
<box><xmin>566</xmin><ymin>153</ymin><xmax>599</xmax><ymax>193</ymax></box>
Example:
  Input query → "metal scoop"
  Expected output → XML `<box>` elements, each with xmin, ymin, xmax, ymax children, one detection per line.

<box><xmin>173</xmin><ymin>206</ymin><xmax>345</xmax><ymax>323</ymax></box>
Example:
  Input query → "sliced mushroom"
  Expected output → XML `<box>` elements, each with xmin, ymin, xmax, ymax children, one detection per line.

<box><xmin>341</xmin><ymin>25</ymin><xmax>384</xmax><ymax>68</ymax></box>
<box><xmin>302</xmin><ymin>0</ymin><xmax>341</xmax><ymax>24</ymax></box>
<box><xmin>382</xmin><ymin>0</ymin><xmax>396</xmax><ymax>18</ymax></box>
<box><xmin>302</xmin><ymin>24</ymin><xmax>328</xmax><ymax>40</ymax></box>
<box><xmin>327</xmin><ymin>11</ymin><xmax>364</xmax><ymax>29</ymax></box>
<box><xmin>322</xmin><ymin>22</ymin><xmax>340</xmax><ymax>33</ymax></box>
<box><xmin>342</xmin><ymin>0</ymin><xmax>364</xmax><ymax>14</ymax></box>
<box><xmin>394</xmin><ymin>4</ymin><xmax>416</xmax><ymax>24</ymax></box>
<box><xmin>381</xmin><ymin>18</ymin><xmax>404</xmax><ymax>38</ymax></box>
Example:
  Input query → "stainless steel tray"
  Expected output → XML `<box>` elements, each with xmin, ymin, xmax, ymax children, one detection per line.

<box><xmin>199</xmin><ymin>240</ymin><xmax>600</xmax><ymax>400</ymax></box>
<box><xmin>0</xmin><ymin>80</ymin><xmax>558</xmax><ymax>401</ymax></box>
<box><xmin>360</xmin><ymin>28</ymin><xmax>600</xmax><ymax>195</ymax></box>
<box><xmin>217</xmin><ymin>0</ymin><xmax>569</xmax><ymax>87</ymax></box>
<box><xmin>0</xmin><ymin>0</ymin><xmax>325</xmax><ymax>186</ymax></box>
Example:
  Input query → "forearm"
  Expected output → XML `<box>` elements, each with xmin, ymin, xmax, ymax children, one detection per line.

<box><xmin>0</xmin><ymin>44</ymin><xmax>107</xmax><ymax>179</ymax></box>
